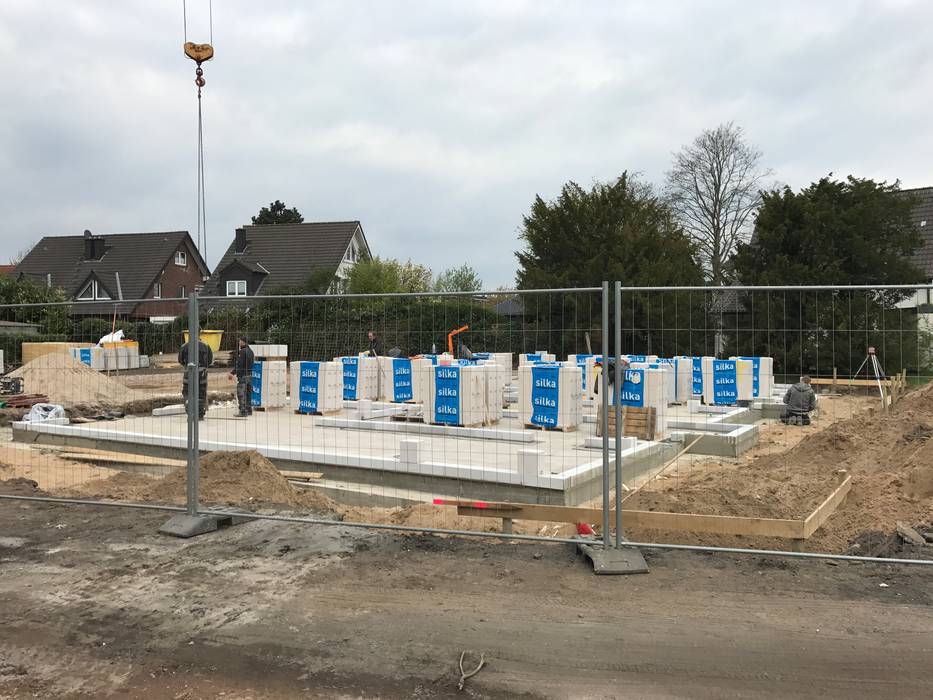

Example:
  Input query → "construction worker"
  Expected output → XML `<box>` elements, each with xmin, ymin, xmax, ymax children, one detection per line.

<box><xmin>179</xmin><ymin>336</ymin><xmax>213</xmax><ymax>420</ymax></box>
<box><xmin>229</xmin><ymin>336</ymin><xmax>255</xmax><ymax>417</ymax></box>
<box><xmin>368</xmin><ymin>330</ymin><xmax>384</xmax><ymax>357</ymax></box>
<box><xmin>781</xmin><ymin>375</ymin><xmax>817</xmax><ymax>426</ymax></box>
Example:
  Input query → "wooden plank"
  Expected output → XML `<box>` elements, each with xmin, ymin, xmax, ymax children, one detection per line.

<box><xmin>802</xmin><ymin>471</ymin><xmax>851</xmax><ymax>538</ymax></box>
<box><xmin>280</xmin><ymin>469</ymin><xmax>324</xmax><ymax>481</ymax></box>
<box><xmin>438</xmin><ymin>499</ymin><xmax>805</xmax><ymax>539</ymax></box>
<box><xmin>809</xmin><ymin>377</ymin><xmax>892</xmax><ymax>387</ymax></box>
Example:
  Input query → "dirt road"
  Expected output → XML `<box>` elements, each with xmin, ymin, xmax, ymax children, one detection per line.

<box><xmin>1</xmin><ymin>491</ymin><xmax>932</xmax><ymax>699</ymax></box>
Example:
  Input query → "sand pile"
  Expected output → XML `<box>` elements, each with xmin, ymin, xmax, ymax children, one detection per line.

<box><xmin>9</xmin><ymin>353</ymin><xmax>145</xmax><ymax>407</ymax></box>
<box><xmin>74</xmin><ymin>450</ymin><xmax>336</xmax><ymax>511</ymax></box>
<box><xmin>626</xmin><ymin>382</ymin><xmax>933</xmax><ymax>552</ymax></box>
<box><xmin>339</xmin><ymin>503</ymin><xmax>576</xmax><ymax>538</ymax></box>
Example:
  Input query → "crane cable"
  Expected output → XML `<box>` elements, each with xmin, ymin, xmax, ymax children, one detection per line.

<box><xmin>182</xmin><ymin>0</ymin><xmax>213</xmax><ymax>260</ymax></box>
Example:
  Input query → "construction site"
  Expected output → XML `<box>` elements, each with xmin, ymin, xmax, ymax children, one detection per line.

<box><xmin>1</xmin><ymin>320</ymin><xmax>931</xmax><ymax>559</ymax></box>
<box><xmin>3</xmin><ymin>1</ymin><xmax>933</xmax><ymax>696</ymax></box>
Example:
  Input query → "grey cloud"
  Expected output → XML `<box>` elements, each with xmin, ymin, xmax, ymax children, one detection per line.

<box><xmin>1</xmin><ymin>0</ymin><xmax>930</xmax><ymax>286</ymax></box>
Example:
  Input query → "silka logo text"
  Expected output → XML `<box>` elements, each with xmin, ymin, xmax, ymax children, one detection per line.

<box><xmin>534</xmin><ymin>378</ymin><xmax>557</xmax><ymax>389</ymax></box>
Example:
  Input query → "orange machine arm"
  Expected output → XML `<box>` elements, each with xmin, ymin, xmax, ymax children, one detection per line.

<box><xmin>447</xmin><ymin>325</ymin><xmax>470</xmax><ymax>355</ymax></box>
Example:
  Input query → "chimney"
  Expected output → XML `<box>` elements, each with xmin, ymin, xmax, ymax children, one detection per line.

<box><xmin>82</xmin><ymin>229</ymin><xmax>105</xmax><ymax>261</ymax></box>
<box><xmin>235</xmin><ymin>228</ymin><xmax>247</xmax><ymax>254</ymax></box>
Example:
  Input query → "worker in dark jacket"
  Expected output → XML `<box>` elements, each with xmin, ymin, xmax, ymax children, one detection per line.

<box><xmin>229</xmin><ymin>336</ymin><xmax>255</xmax><ymax>417</ymax></box>
<box><xmin>781</xmin><ymin>375</ymin><xmax>817</xmax><ymax>425</ymax></box>
<box><xmin>368</xmin><ymin>330</ymin><xmax>384</xmax><ymax>357</ymax></box>
<box><xmin>179</xmin><ymin>338</ymin><xmax>213</xmax><ymax>420</ymax></box>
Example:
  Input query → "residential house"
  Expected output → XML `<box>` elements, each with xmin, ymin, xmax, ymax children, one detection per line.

<box><xmin>203</xmin><ymin>221</ymin><xmax>370</xmax><ymax>296</ymax></box>
<box><xmin>898</xmin><ymin>186</ymin><xmax>933</xmax><ymax>309</ymax></box>
<box><xmin>16</xmin><ymin>230</ymin><xmax>210</xmax><ymax>320</ymax></box>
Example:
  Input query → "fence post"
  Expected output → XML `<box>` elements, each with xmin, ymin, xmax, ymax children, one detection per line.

<box><xmin>186</xmin><ymin>291</ymin><xmax>200</xmax><ymax>517</ymax></box>
<box><xmin>601</xmin><ymin>281</ymin><xmax>610</xmax><ymax>548</ymax></box>
<box><xmin>614</xmin><ymin>281</ymin><xmax>623</xmax><ymax>547</ymax></box>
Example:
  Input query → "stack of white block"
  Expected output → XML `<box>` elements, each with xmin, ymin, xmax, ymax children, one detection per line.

<box><xmin>730</xmin><ymin>356</ymin><xmax>775</xmax><ymax>399</ymax></box>
<box><xmin>252</xmin><ymin>360</ymin><xmax>287</xmax><ymax>408</ymax></box>
<box><xmin>70</xmin><ymin>346</ymin><xmax>146</xmax><ymax>370</ymax></box>
<box><xmin>519</xmin><ymin>351</ymin><xmax>556</xmax><ymax>366</ymax></box>
<box><xmin>289</xmin><ymin>361</ymin><xmax>343</xmax><ymax>414</ymax></box>
<box><xmin>674</xmin><ymin>357</ymin><xmax>695</xmax><ymax>403</ymax></box>
<box><xmin>410</xmin><ymin>358</ymin><xmax>434</xmax><ymax>404</ymax></box>
<box><xmin>568</xmin><ymin>354</ymin><xmax>599</xmax><ymax>401</ymax></box>
<box><xmin>618</xmin><ymin>366</ymin><xmax>670</xmax><ymax>438</ymax></box>
<box><xmin>251</xmin><ymin>344</ymin><xmax>288</xmax><ymax>358</ymax></box>
<box><xmin>336</xmin><ymin>355</ymin><xmax>379</xmax><ymax>401</ymax></box>
<box><xmin>701</xmin><ymin>357</ymin><xmax>755</xmax><ymax>406</ymax></box>
<box><xmin>481</xmin><ymin>362</ymin><xmax>508</xmax><ymax>423</ymax></box>
<box><xmin>421</xmin><ymin>364</ymin><xmax>488</xmax><ymax>426</ymax></box>
<box><xmin>376</xmin><ymin>356</ymin><xmax>419</xmax><ymax>402</ymax></box>
<box><xmin>518</xmin><ymin>362</ymin><xmax>583</xmax><ymax>430</ymax></box>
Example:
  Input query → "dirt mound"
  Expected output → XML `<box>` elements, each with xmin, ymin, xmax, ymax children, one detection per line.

<box><xmin>0</xmin><ymin>477</ymin><xmax>45</xmax><ymax>497</ymax></box>
<box><xmin>626</xmin><ymin>384</ymin><xmax>933</xmax><ymax>553</ymax></box>
<box><xmin>9</xmin><ymin>353</ymin><xmax>145</xmax><ymax>408</ymax></box>
<box><xmin>339</xmin><ymin>503</ymin><xmax>576</xmax><ymax>538</ymax></box>
<box><xmin>74</xmin><ymin>450</ymin><xmax>336</xmax><ymax>512</ymax></box>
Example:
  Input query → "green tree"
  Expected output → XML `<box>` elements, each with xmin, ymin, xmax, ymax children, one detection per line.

<box><xmin>251</xmin><ymin>200</ymin><xmax>304</xmax><ymax>225</ymax></box>
<box><xmin>434</xmin><ymin>264</ymin><xmax>483</xmax><ymax>293</ymax></box>
<box><xmin>730</xmin><ymin>176</ymin><xmax>926</xmax><ymax>375</ymax></box>
<box><xmin>346</xmin><ymin>256</ymin><xmax>402</xmax><ymax>294</ymax></box>
<box><xmin>517</xmin><ymin>173</ymin><xmax>703</xmax><ymax>289</ymax></box>
<box><xmin>397</xmin><ymin>260</ymin><xmax>433</xmax><ymax>293</ymax></box>
<box><xmin>515</xmin><ymin>173</ymin><xmax>706</xmax><ymax>356</ymax></box>
<box><xmin>733</xmin><ymin>176</ymin><xmax>922</xmax><ymax>286</ymax></box>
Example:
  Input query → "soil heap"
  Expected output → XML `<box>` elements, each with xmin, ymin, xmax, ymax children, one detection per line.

<box><xmin>626</xmin><ymin>382</ymin><xmax>933</xmax><ymax>552</ymax></box>
<box><xmin>9</xmin><ymin>352</ymin><xmax>145</xmax><ymax>408</ymax></box>
<box><xmin>75</xmin><ymin>450</ymin><xmax>335</xmax><ymax>512</ymax></box>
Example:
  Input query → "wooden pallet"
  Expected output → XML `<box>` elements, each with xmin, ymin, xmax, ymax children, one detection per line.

<box><xmin>596</xmin><ymin>405</ymin><xmax>657</xmax><ymax>440</ymax></box>
<box><xmin>525</xmin><ymin>422</ymin><xmax>578</xmax><ymax>432</ymax></box>
<box><xmin>294</xmin><ymin>408</ymin><xmax>342</xmax><ymax>417</ymax></box>
<box><xmin>1</xmin><ymin>393</ymin><xmax>50</xmax><ymax>408</ymax></box>
<box><xmin>391</xmin><ymin>413</ymin><xmax>425</xmax><ymax>423</ymax></box>
<box><xmin>252</xmin><ymin>405</ymin><xmax>287</xmax><ymax>412</ymax></box>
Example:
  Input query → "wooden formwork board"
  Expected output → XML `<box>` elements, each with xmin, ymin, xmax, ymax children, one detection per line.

<box><xmin>435</xmin><ymin>470</ymin><xmax>851</xmax><ymax>542</ymax></box>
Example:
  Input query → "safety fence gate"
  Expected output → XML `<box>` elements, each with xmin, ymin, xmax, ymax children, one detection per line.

<box><xmin>1</xmin><ymin>284</ymin><xmax>932</xmax><ymax>571</ymax></box>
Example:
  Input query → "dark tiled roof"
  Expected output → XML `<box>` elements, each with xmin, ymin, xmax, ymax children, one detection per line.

<box><xmin>492</xmin><ymin>295</ymin><xmax>527</xmax><ymax>317</ymax></box>
<box><xmin>902</xmin><ymin>187</ymin><xmax>933</xmax><ymax>278</ymax></box>
<box><xmin>15</xmin><ymin>231</ymin><xmax>209</xmax><ymax>300</ymax></box>
<box><xmin>203</xmin><ymin>222</ymin><xmax>367</xmax><ymax>294</ymax></box>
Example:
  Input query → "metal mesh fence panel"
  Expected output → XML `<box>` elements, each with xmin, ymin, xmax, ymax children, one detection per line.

<box><xmin>611</xmin><ymin>285</ymin><xmax>933</xmax><ymax>557</ymax></box>
<box><xmin>2</xmin><ymin>285</ymin><xmax>933</xmax><ymax>563</ymax></box>
<box><xmin>0</xmin><ymin>296</ymin><xmax>204</xmax><ymax>501</ymax></box>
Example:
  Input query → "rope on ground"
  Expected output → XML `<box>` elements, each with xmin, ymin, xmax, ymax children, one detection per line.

<box><xmin>458</xmin><ymin>650</ymin><xmax>486</xmax><ymax>691</ymax></box>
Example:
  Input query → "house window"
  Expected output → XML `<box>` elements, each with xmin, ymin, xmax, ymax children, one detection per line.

<box><xmin>77</xmin><ymin>279</ymin><xmax>111</xmax><ymax>301</ymax></box>
<box><xmin>153</xmin><ymin>282</ymin><xmax>162</xmax><ymax>299</ymax></box>
<box><xmin>226</xmin><ymin>280</ymin><xmax>247</xmax><ymax>296</ymax></box>
<box><xmin>178</xmin><ymin>285</ymin><xmax>187</xmax><ymax>298</ymax></box>
<box><xmin>175</xmin><ymin>251</ymin><xmax>188</xmax><ymax>267</ymax></box>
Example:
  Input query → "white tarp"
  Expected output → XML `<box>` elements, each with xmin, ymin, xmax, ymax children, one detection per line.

<box><xmin>22</xmin><ymin>403</ymin><xmax>66</xmax><ymax>423</ymax></box>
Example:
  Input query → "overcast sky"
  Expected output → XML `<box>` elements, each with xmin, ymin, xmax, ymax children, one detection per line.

<box><xmin>1</xmin><ymin>0</ymin><xmax>931</xmax><ymax>287</ymax></box>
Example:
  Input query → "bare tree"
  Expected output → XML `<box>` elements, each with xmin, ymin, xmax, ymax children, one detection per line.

<box><xmin>665</xmin><ymin>123</ymin><xmax>770</xmax><ymax>285</ymax></box>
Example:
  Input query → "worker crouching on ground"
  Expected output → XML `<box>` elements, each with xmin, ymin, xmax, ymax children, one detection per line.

<box><xmin>179</xmin><ymin>336</ymin><xmax>213</xmax><ymax>420</ymax></box>
<box><xmin>230</xmin><ymin>336</ymin><xmax>255</xmax><ymax>417</ymax></box>
<box><xmin>781</xmin><ymin>375</ymin><xmax>817</xmax><ymax>426</ymax></box>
